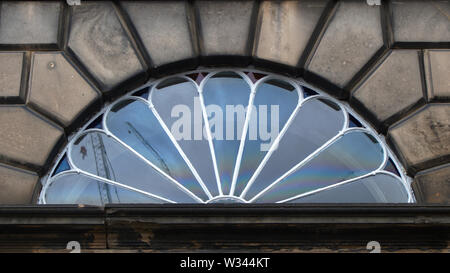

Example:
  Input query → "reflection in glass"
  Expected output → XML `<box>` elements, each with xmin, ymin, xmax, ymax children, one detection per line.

<box><xmin>288</xmin><ymin>173</ymin><xmax>409</xmax><ymax>203</ymax></box>
<box><xmin>151</xmin><ymin>79</ymin><xmax>219</xmax><ymax>196</ymax></box>
<box><xmin>40</xmin><ymin>70</ymin><xmax>412</xmax><ymax>205</ymax></box>
<box><xmin>105</xmin><ymin>99</ymin><xmax>208</xmax><ymax>201</ymax></box>
<box><xmin>242</xmin><ymin>98</ymin><xmax>345</xmax><ymax>198</ymax></box>
<box><xmin>45</xmin><ymin>173</ymin><xmax>103</xmax><ymax>205</ymax></box>
<box><xmin>233</xmin><ymin>79</ymin><xmax>298</xmax><ymax>195</ymax></box>
<box><xmin>202</xmin><ymin>72</ymin><xmax>251</xmax><ymax>194</ymax></box>
<box><xmin>45</xmin><ymin>172</ymin><xmax>163</xmax><ymax>205</ymax></box>
<box><xmin>53</xmin><ymin>154</ymin><xmax>70</xmax><ymax>176</ymax></box>
<box><xmin>70</xmin><ymin>131</ymin><xmax>199</xmax><ymax>203</ymax></box>
<box><xmin>253</xmin><ymin>130</ymin><xmax>385</xmax><ymax>202</ymax></box>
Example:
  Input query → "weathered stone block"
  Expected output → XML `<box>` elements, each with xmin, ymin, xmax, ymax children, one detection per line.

<box><xmin>28</xmin><ymin>52</ymin><xmax>100</xmax><ymax>126</ymax></box>
<box><xmin>68</xmin><ymin>1</ymin><xmax>145</xmax><ymax>91</ymax></box>
<box><xmin>0</xmin><ymin>163</ymin><xmax>38</xmax><ymax>204</ymax></box>
<box><xmin>122</xmin><ymin>1</ymin><xmax>196</xmax><ymax>67</ymax></box>
<box><xmin>424</xmin><ymin>50</ymin><xmax>450</xmax><ymax>101</ymax></box>
<box><xmin>196</xmin><ymin>0</ymin><xmax>254</xmax><ymax>56</ymax></box>
<box><xmin>0</xmin><ymin>52</ymin><xmax>24</xmax><ymax>100</ymax></box>
<box><xmin>388</xmin><ymin>104</ymin><xmax>450</xmax><ymax>172</ymax></box>
<box><xmin>255</xmin><ymin>0</ymin><xmax>328</xmax><ymax>66</ymax></box>
<box><xmin>0</xmin><ymin>1</ymin><xmax>61</xmax><ymax>45</ymax></box>
<box><xmin>391</xmin><ymin>0</ymin><xmax>450</xmax><ymax>43</ymax></box>
<box><xmin>0</xmin><ymin>106</ymin><xmax>63</xmax><ymax>167</ymax></box>
<box><xmin>352</xmin><ymin>50</ymin><xmax>424</xmax><ymax>123</ymax></box>
<box><xmin>308</xmin><ymin>1</ymin><xmax>383</xmax><ymax>87</ymax></box>
<box><xmin>413</xmin><ymin>164</ymin><xmax>450</xmax><ymax>204</ymax></box>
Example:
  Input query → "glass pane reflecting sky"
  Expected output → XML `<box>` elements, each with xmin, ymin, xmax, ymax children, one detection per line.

<box><xmin>253</xmin><ymin>130</ymin><xmax>385</xmax><ymax>203</ymax></box>
<box><xmin>288</xmin><ymin>173</ymin><xmax>409</xmax><ymax>203</ymax></box>
<box><xmin>70</xmin><ymin>131</ymin><xmax>199</xmax><ymax>203</ymax></box>
<box><xmin>106</xmin><ymin>99</ymin><xmax>208</xmax><ymax>201</ymax></box>
<box><xmin>234</xmin><ymin>79</ymin><xmax>298</xmax><ymax>196</ymax></box>
<box><xmin>152</xmin><ymin>79</ymin><xmax>219</xmax><ymax>196</ymax></box>
<box><xmin>243</xmin><ymin>98</ymin><xmax>345</xmax><ymax>199</ymax></box>
<box><xmin>202</xmin><ymin>73</ymin><xmax>251</xmax><ymax>194</ymax></box>
<box><xmin>42</xmin><ymin>70</ymin><xmax>411</xmax><ymax>204</ymax></box>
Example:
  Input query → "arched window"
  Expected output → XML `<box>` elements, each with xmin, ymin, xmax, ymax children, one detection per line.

<box><xmin>39</xmin><ymin>70</ymin><xmax>414</xmax><ymax>204</ymax></box>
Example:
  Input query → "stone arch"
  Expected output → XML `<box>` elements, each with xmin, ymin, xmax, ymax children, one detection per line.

<box><xmin>0</xmin><ymin>0</ymin><xmax>448</xmax><ymax>204</ymax></box>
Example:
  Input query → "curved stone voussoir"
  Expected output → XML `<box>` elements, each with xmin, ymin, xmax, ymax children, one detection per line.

<box><xmin>254</xmin><ymin>0</ymin><xmax>328</xmax><ymax>67</ymax></box>
<box><xmin>424</xmin><ymin>50</ymin><xmax>450</xmax><ymax>101</ymax></box>
<box><xmin>388</xmin><ymin>104</ymin><xmax>450</xmax><ymax>175</ymax></box>
<box><xmin>307</xmin><ymin>1</ymin><xmax>384</xmax><ymax>89</ymax></box>
<box><xmin>28</xmin><ymin>52</ymin><xmax>100</xmax><ymax>126</ymax></box>
<box><xmin>390</xmin><ymin>0</ymin><xmax>450</xmax><ymax>44</ymax></box>
<box><xmin>0</xmin><ymin>1</ymin><xmax>61</xmax><ymax>47</ymax></box>
<box><xmin>413</xmin><ymin>163</ymin><xmax>450</xmax><ymax>204</ymax></box>
<box><xmin>196</xmin><ymin>0</ymin><xmax>255</xmax><ymax>62</ymax></box>
<box><xmin>0</xmin><ymin>106</ymin><xmax>64</xmax><ymax>169</ymax></box>
<box><xmin>0</xmin><ymin>52</ymin><xmax>25</xmax><ymax>103</ymax></box>
<box><xmin>121</xmin><ymin>1</ymin><xmax>197</xmax><ymax>68</ymax></box>
<box><xmin>0</xmin><ymin>163</ymin><xmax>38</xmax><ymax>204</ymax></box>
<box><xmin>68</xmin><ymin>1</ymin><xmax>146</xmax><ymax>92</ymax></box>
<box><xmin>351</xmin><ymin>50</ymin><xmax>425</xmax><ymax>129</ymax></box>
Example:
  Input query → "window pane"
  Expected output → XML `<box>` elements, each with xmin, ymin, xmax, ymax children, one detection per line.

<box><xmin>45</xmin><ymin>172</ymin><xmax>165</xmax><ymax>204</ymax></box>
<box><xmin>253</xmin><ymin>130</ymin><xmax>385</xmax><ymax>202</ymax></box>
<box><xmin>233</xmin><ymin>79</ymin><xmax>299</xmax><ymax>195</ymax></box>
<box><xmin>105</xmin><ymin>99</ymin><xmax>208</xmax><ymax>201</ymax></box>
<box><xmin>70</xmin><ymin>131</ymin><xmax>199</xmax><ymax>203</ymax></box>
<box><xmin>151</xmin><ymin>78</ymin><xmax>219</xmax><ymax>196</ymax></box>
<box><xmin>202</xmin><ymin>72</ymin><xmax>251</xmax><ymax>194</ymax></box>
<box><xmin>45</xmin><ymin>173</ymin><xmax>102</xmax><ymax>205</ymax></box>
<box><xmin>243</xmin><ymin>98</ymin><xmax>345</xmax><ymax>199</ymax></box>
<box><xmin>288</xmin><ymin>172</ymin><xmax>409</xmax><ymax>203</ymax></box>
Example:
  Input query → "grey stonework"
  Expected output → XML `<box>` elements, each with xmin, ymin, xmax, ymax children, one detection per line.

<box><xmin>0</xmin><ymin>163</ymin><xmax>38</xmax><ymax>204</ymax></box>
<box><xmin>255</xmin><ymin>0</ymin><xmax>328</xmax><ymax>66</ymax></box>
<box><xmin>0</xmin><ymin>52</ymin><xmax>24</xmax><ymax>101</ymax></box>
<box><xmin>424</xmin><ymin>50</ymin><xmax>450</xmax><ymax>101</ymax></box>
<box><xmin>0</xmin><ymin>1</ymin><xmax>61</xmax><ymax>46</ymax></box>
<box><xmin>413</xmin><ymin>164</ymin><xmax>450</xmax><ymax>204</ymax></box>
<box><xmin>351</xmin><ymin>50</ymin><xmax>424</xmax><ymax>127</ymax></box>
<box><xmin>68</xmin><ymin>1</ymin><xmax>146</xmax><ymax>91</ymax></box>
<box><xmin>28</xmin><ymin>52</ymin><xmax>100</xmax><ymax>126</ymax></box>
<box><xmin>0</xmin><ymin>106</ymin><xmax>63</xmax><ymax>168</ymax></box>
<box><xmin>196</xmin><ymin>0</ymin><xmax>255</xmax><ymax>56</ymax></box>
<box><xmin>0</xmin><ymin>0</ymin><xmax>448</xmax><ymax>204</ymax></box>
<box><xmin>388</xmin><ymin>104</ymin><xmax>450</xmax><ymax>174</ymax></box>
<box><xmin>307</xmin><ymin>1</ymin><xmax>384</xmax><ymax>88</ymax></box>
<box><xmin>122</xmin><ymin>1</ymin><xmax>196</xmax><ymax>67</ymax></box>
<box><xmin>390</xmin><ymin>0</ymin><xmax>450</xmax><ymax>43</ymax></box>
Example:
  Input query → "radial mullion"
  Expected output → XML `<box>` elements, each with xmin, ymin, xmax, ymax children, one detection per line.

<box><xmin>229</xmin><ymin>81</ymin><xmax>258</xmax><ymax>196</ymax></box>
<box><xmin>42</xmin><ymin>171</ymin><xmax>176</xmax><ymax>204</ymax></box>
<box><xmin>93</xmin><ymin>122</ymin><xmax>206</xmax><ymax>203</ymax></box>
<box><xmin>279</xmin><ymin>170</ymin><xmax>410</xmax><ymax>204</ymax></box>
<box><xmin>277</xmin><ymin>171</ymin><xmax>377</xmax><ymax>203</ymax></box>
<box><xmin>250</xmin><ymin>127</ymin><xmax>386</xmax><ymax>203</ymax></box>
<box><xmin>239</xmin><ymin>95</ymin><xmax>316</xmax><ymax>199</ymax></box>
<box><xmin>198</xmin><ymin>79</ymin><xmax>223</xmax><ymax>196</ymax></box>
<box><xmin>148</xmin><ymin>88</ymin><xmax>213</xmax><ymax>199</ymax></box>
<box><xmin>107</xmin><ymin>130</ymin><xmax>205</xmax><ymax>203</ymax></box>
<box><xmin>248</xmin><ymin>130</ymin><xmax>345</xmax><ymax>202</ymax></box>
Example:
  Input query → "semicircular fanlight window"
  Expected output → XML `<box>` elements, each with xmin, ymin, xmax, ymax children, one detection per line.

<box><xmin>40</xmin><ymin>70</ymin><xmax>413</xmax><ymax>204</ymax></box>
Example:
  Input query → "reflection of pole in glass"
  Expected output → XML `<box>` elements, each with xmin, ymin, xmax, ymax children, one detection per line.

<box><xmin>125</xmin><ymin>122</ymin><xmax>172</xmax><ymax>176</ymax></box>
<box><xmin>90</xmin><ymin>133</ymin><xmax>115</xmax><ymax>204</ymax></box>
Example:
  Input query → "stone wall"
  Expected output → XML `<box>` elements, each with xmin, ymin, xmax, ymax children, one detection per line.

<box><xmin>0</xmin><ymin>0</ymin><xmax>448</xmax><ymax>204</ymax></box>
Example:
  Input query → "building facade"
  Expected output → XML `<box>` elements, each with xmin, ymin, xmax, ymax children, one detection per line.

<box><xmin>0</xmin><ymin>0</ymin><xmax>449</xmax><ymax>252</ymax></box>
